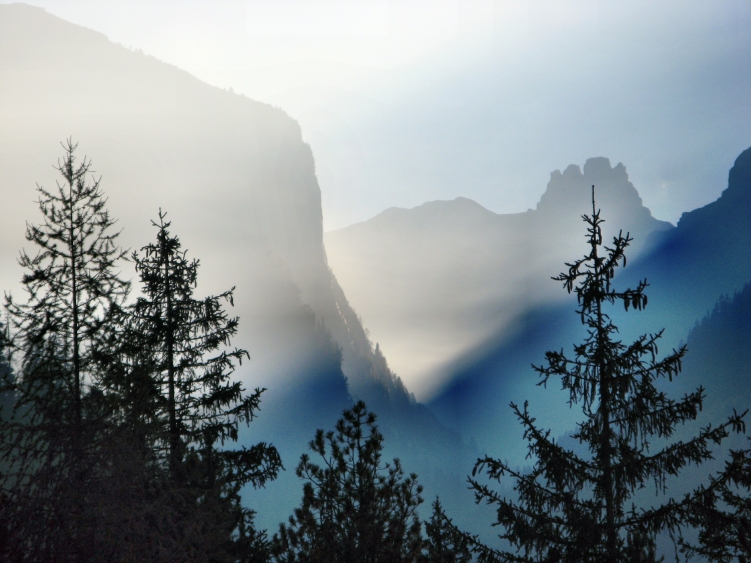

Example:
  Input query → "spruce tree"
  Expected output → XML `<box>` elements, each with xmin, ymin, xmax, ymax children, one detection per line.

<box><xmin>273</xmin><ymin>401</ymin><xmax>424</xmax><ymax>563</ymax></box>
<box><xmin>122</xmin><ymin>210</ymin><xmax>281</xmax><ymax>560</ymax></box>
<box><xmin>0</xmin><ymin>139</ymin><xmax>130</xmax><ymax>561</ymax></box>
<box><xmin>423</xmin><ymin>498</ymin><xmax>472</xmax><ymax>563</ymax></box>
<box><xmin>468</xmin><ymin>188</ymin><xmax>747</xmax><ymax>563</ymax></box>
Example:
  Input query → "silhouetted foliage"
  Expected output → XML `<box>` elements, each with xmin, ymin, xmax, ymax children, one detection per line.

<box><xmin>110</xmin><ymin>210</ymin><xmax>282</xmax><ymax>560</ymax></box>
<box><xmin>423</xmin><ymin>498</ymin><xmax>472</xmax><ymax>563</ymax></box>
<box><xmin>0</xmin><ymin>139</ymin><xmax>131</xmax><ymax>561</ymax></box>
<box><xmin>0</xmin><ymin>143</ymin><xmax>280</xmax><ymax>562</ymax></box>
<box><xmin>683</xmin><ymin>439</ymin><xmax>751</xmax><ymax>563</ymax></box>
<box><xmin>273</xmin><ymin>401</ymin><xmax>424</xmax><ymax>563</ymax></box>
<box><xmin>467</xmin><ymin>188</ymin><xmax>747</xmax><ymax>562</ymax></box>
<box><xmin>127</xmin><ymin>211</ymin><xmax>277</xmax><ymax>473</ymax></box>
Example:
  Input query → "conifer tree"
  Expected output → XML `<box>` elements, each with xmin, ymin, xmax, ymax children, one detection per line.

<box><xmin>468</xmin><ymin>188</ymin><xmax>747</xmax><ymax>563</ymax></box>
<box><xmin>122</xmin><ymin>210</ymin><xmax>281</xmax><ymax>560</ymax></box>
<box><xmin>0</xmin><ymin>139</ymin><xmax>130</xmax><ymax>561</ymax></box>
<box><xmin>273</xmin><ymin>401</ymin><xmax>424</xmax><ymax>563</ymax></box>
<box><xmin>423</xmin><ymin>498</ymin><xmax>472</xmax><ymax>563</ymax></box>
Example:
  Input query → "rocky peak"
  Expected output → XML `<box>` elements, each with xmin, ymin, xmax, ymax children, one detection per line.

<box><xmin>537</xmin><ymin>157</ymin><xmax>649</xmax><ymax>217</ymax></box>
<box><xmin>533</xmin><ymin>157</ymin><xmax>672</xmax><ymax>256</ymax></box>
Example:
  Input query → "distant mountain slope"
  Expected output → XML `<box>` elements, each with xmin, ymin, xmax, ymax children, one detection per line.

<box><xmin>615</xmin><ymin>146</ymin><xmax>751</xmax><ymax>346</ymax></box>
<box><xmin>680</xmin><ymin>282</ymin><xmax>751</xmax><ymax>417</ymax></box>
<box><xmin>325</xmin><ymin>157</ymin><xmax>672</xmax><ymax>398</ymax></box>
<box><xmin>427</xmin><ymin>146</ymin><xmax>751</xmax><ymax>463</ymax></box>
<box><xmin>0</xmin><ymin>3</ymin><xmax>468</xmax><ymax>532</ymax></box>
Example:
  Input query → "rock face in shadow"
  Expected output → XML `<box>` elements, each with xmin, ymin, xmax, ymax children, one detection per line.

<box><xmin>325</xmin><ymin>156</ymin><xmax>672</xmax><ymax>399</ymax></box>
<box><xmin>0</xmin><ymin>4</ymin><xmax>355</xmax><ymax>420</ymax></box>
<box><xmin>0</xmin><ymin>3</ymin><xmax>469</xmax><ymax>532</ymax></box>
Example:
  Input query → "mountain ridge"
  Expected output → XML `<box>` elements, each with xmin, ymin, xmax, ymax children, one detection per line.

<box><xmin>427</xmin><ymin>144</ymin><xmax>751</xmax><ymax>463</ymax></box>
<box><xmin>614</xmin><ymin>145</ymin><xmax>751</xmax><ymax>346</ymax></box>
<box><xmin>324</xmin><ymin>156</ymin><xmax>672</xmax><ymax>398</ymax></box>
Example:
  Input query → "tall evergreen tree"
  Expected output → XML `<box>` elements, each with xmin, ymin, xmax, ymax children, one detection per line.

<box><xmin>273</xmin><ymin>401</ymin><xmax>424</xmax><ymax>563</ymax></box>
<box><xmin>0</xmin><ymin>139</ymin><xmax>130</xmax><ymax>561</ymax></box>
<box><xmin>468</xmin><ymin>188</ymin><xmax>747</xmax><ymax>563</ymax></box>
<box><xmin>120</xmin><ymin>210</ymin><xmax>282</xmax><ymax>560</ymax></box>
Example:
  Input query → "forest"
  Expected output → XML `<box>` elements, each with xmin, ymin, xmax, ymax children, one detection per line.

<box><xmin>0</xmin><ymin>140</ymin><xmax>749</xmax><ymax>563</ymax></box>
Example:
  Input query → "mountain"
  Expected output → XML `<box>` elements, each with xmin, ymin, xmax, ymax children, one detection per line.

<box><xmin>0</xmin><ymin>3</ymin><xmax>468</xmax><ymax>532</ymax></box>
<box><xmin>614</xmin><ymin>146</ymin><xmax>751</xmax><ymax>347</ymax></box>
<box><xmin>427</xmin><ymin>146</ymin><xmax>751</xmax><ymax>464</ymax></box>
<box><xmin>680</xmin><ymin>281</ymin><xmax>751</xmax><ymax>421</ymax></box>
<box><xmin>324</xmin><ymin>156</ymin><xmax>672</xmax><ymax>399</ymax></box>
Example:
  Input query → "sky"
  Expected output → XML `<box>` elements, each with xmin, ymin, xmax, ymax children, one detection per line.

<box><xmin>3</xmin><ymin>0</ymin><xmax>751</xmax><ymax>232</ymax></box>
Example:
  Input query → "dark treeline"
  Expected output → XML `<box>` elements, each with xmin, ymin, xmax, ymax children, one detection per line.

<box><xmin>0</xmin><ymin>143</ymin><xmax>749</xmax><ymax>562</ymax></box>
<box><xmin>0</xmin><ymin>141</ymin><xmax>281</xmax><ymax>562</ymax></box>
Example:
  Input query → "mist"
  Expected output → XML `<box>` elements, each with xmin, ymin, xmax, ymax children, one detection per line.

<box><xmin>1</xmin><ymin>3</ymin><xmax>750</xmax><ymax>558</ymax></box>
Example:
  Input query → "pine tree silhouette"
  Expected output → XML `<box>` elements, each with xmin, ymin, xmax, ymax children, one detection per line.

<box><xmin>0</xmin><ymin>139</ymin><xmax>130</xmax><ymax>561</ymax></box>
<box><xmin>120</xmin><ymin>210</ymin><xmax>281</xmax><ymax>560</ymax></box>
<box><xmin>467</xmin><ymin>187</ymin><xmax>747</xmax><ymax>563</ymax></box>
<box><xmin>0</xmin><ymin>144</ymin><xmax>281</xmax><ymax>561</ymax></box>
<box><xmin>273</xmin><ymin>401</ymin><xmax>424</xmax><ymax>563</ymax></box>
<box><xmin>423</xmin><ymin>498</ymin><xmax>472</xmax><ymax>563</ymax></box>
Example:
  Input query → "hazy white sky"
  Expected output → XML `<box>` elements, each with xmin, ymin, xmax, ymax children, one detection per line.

<box><xmin>6</xmin><ymin>0</ymin><xmax>751</xmax><ymax>230</ymax></box>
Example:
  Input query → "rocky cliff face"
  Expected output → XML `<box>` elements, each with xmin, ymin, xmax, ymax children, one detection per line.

<box><xmin>0</xmin><ymin>3</ymin><xmax>407</xmax><ymax>405</ymax></box>
<box><xmin>537</xmin><ymin>157</ymin><xmax>673</xmax><ymax>253</ymax></box>
<box><xmin>0</xmin><ymin>3</ymin><xmax>470</xmax><ymax>531</ymax></box>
